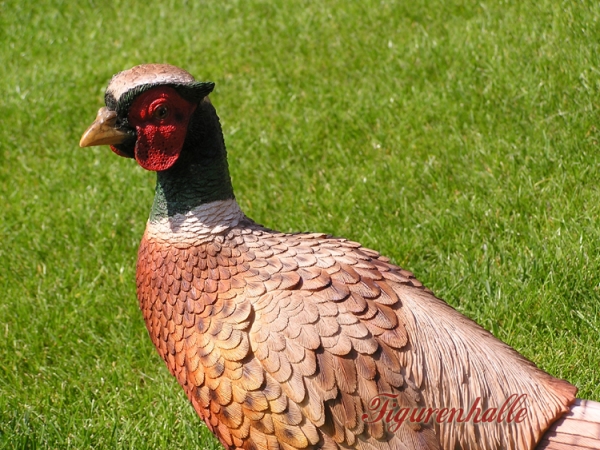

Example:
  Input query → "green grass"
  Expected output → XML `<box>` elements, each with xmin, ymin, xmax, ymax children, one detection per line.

<box><xmin>1</xmin><ymin>0</ymin><xmax>599</xmax><ymax>448</ymax></box>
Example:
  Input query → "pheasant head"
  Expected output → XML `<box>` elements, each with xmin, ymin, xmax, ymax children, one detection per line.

<box><xmin>80</xmin><ymin>64</ymin><xmax>234</xmax><ymax>218</ymax></box>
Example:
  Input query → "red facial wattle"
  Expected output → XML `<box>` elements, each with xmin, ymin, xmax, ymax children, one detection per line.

<box><xmin>126</xmin><ymin>86</ymin><xmax>197</xmax><ymax>171</ymax></box>
<box><xmin>110</xmin><ymin>145</ymin><xmax>131</xmax><ymax>158</ymax></box>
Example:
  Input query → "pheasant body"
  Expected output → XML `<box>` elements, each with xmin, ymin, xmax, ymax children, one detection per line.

<box><xmin>136</xmin><ymin>198</ymin><xmax>574</xmax><ymax>450</ymax></box>
<box><xmin>79</xmin><ymin>64</ymin><xmax>596</xmax><ymax>450</ymax></box>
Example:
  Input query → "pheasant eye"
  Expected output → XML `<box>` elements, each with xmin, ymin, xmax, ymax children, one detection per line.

<box><xmin>153</xmin><ymin>105</ymin><xmax>169</xmax><ymax>120</ymax></box>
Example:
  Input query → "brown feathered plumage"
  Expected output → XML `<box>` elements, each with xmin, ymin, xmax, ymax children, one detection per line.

<box><xmin>80</xmin><ymin>64</ymin><xmax>599</xmax><ymax>450</ymax></box>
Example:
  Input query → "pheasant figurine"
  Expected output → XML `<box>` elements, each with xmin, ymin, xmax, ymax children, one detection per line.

<box><xmin>80</xmin><ymin>64</ymin><xmax>600</xmax><ymax>450</ymax></box>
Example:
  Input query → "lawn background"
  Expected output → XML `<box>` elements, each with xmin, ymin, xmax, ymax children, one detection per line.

<box><xmin>1</xmin><ymin>0</ymin><xmax>599</xmax><ymax>448</ymax></box>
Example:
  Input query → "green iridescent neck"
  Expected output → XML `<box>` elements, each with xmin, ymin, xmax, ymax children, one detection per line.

<box><xmin>149</xmin><ymin>160</ymin><xmax>234</xmax><ymax>221</ymax></box>
<box><xmin>148</xmin><ymin>98</ymin><xmax>235</xmax><ymax>221</ymax></box>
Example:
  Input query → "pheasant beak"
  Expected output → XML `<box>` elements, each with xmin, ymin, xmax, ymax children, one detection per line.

<box><xmin>79</xmin><ymin>107</ymin><xmax>129</xmax><ymax>147</ymax></box>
